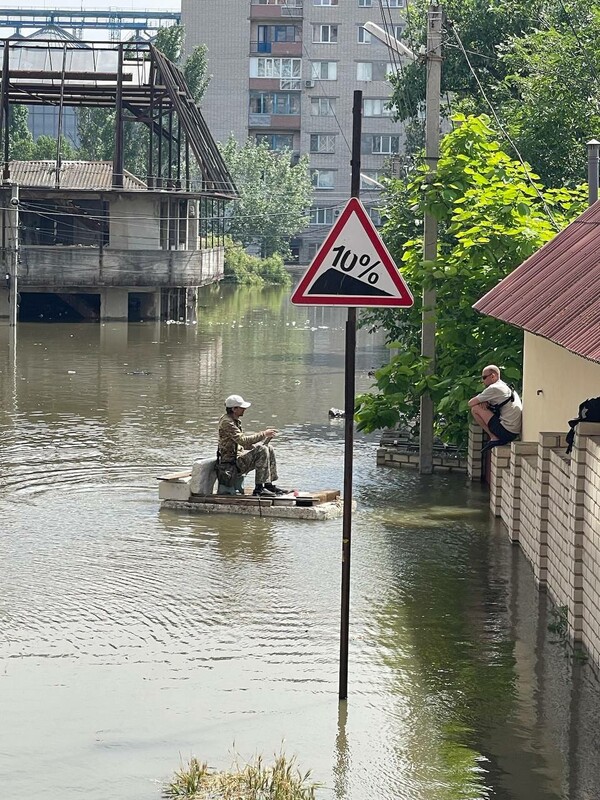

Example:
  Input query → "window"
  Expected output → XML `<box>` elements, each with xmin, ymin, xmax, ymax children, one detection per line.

<box><xmin>311</xmin><ymin>61</ymin><xmax>337</xmax><ymax>80</ymax></box>
<box><xmin>358</xmin><ymin>0</ymin><xmax>372</xmax><ymax>6</ymax></box>
<box><xmin>363</xmin><ymin>98</ymin><xmax>392</xmax><ymax>117</ymax></box>
<box><xmin>250</xmin><ymin>92</ymin><xmax>300</xmax><ymax>115</ymax></box>
<box><xmin>311</xmin><ymin>97</ymin><xmax>336</xmax><ymax>115</ymax></box>
<box><xmin>310</xmin><ymin>169</ymin><xmax>336</xmax><ymax>189</ymax></box>
<box><xmin>360</xmin><ymin>170</ymin><xmax>384</xmax><ymax>191</ymax></box>
<box><xmin>314</xmin><ymin>0</ymin><xmax>338</xmax><ymax>5</ymax></box>
<box><xmin>357</xmin><ymin>62</ymin><xmax>395</xmax><ymax>81</ymax></box>
<box><xmin>310</xmin><ymin>207</ymin><xmax>334</xmax><ymax>225</ymax></box>
<box><xmin>357</xmin><ymin>27</ymin><xmax>372</xmax><ymax>44</ymax></box>
<box><xmin>273</xmin><ymin>25</ymin><xmax>298</xmax><ymax>42</ymax></box>
<box><xmin>356</xmin><ymin>62</ymin><xmax>372</xmax><ymax>81</ymax></box>
<box><xmin>310</xmin><ymin>134</ymin><xmax>335</xmax><ymax>153</ymax></box>
<box><xmin>256</xmin><ymin>133</ymin><xmax>294</xmax><ymax>151</ymax></box>
<box><xmin>392</xmin><ymin>24</ymin><xmax>404</xmax><ymax>40</ymax></box>
<box><xmin>368</xmin><ymin>207</ymin><xmax>383</xmax><ymax>226</ymax></box>
<box><xmin>371</xmin><ymin>134</ymin><xmax>400</xmax><ymax>154</ymax></box>
<box><xmin>313</xmin><ymin>24</ymin><xmax>338</xmax><ymax>43</ymax></box>
<box><xmin>251</xmin><ymin>57</ymin><xmax>302</xmax><ymax>79</ymax></box>
<box><xmin>381</xmin><ymin>0</ymin><xmax>404</xmax><ymax>6</ymax></box>
<box><xmin>308</xmin><ymin>242</ymin><xmax>322</xmax><ymax>259</ymax></box>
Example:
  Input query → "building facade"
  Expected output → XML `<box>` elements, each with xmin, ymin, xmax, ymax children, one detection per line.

<box><xmin>182</xmin><ymin>0</ymin><xmax>408</xmax><ymax>263</ymax></box>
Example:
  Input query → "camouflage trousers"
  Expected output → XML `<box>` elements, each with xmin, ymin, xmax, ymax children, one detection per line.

<box><xmin>236</xmin><ymin>443</ymin><xmax>278</xmax><ymax>485</ymax></box>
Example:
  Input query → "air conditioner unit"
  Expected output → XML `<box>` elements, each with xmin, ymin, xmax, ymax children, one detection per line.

<box><xmin>304</xmin><ymin>80</ymin><xmax>315</xmax><ymax>88</ymax></box>
<box><xmin>333</xmin><ymin>208</ymin><xmax>341</xmax><ymax>218</ymax></box>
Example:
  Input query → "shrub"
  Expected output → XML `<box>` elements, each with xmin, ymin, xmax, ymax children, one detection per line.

<box><xmin>224</xmin><ymin>238</ymin><xmax>290</xmax><ymax>286</ymax></box>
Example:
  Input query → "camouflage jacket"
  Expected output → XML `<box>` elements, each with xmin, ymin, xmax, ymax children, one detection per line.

<box><xmin>217</xmin><ymin>414</ymin><xmax>266</xmax><ymax>463</ymax></box>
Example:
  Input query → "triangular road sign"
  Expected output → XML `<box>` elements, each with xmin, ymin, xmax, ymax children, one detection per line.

<box><xmin>291</xmin><ymin>197</ymin><xmax>413</xmax><ymax>307</ymax></box>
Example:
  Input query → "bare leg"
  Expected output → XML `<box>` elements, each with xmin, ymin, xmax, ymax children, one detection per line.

<box><xmin>470</xmin><ymin>405</ymin><xmax>499</xmax><ymax>440</ymax></box>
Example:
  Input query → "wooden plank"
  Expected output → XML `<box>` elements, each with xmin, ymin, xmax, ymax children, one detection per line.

<box><xmin>188</xmin><ymin>495</ymin><xmax>273</xmax><ymax>507</ymax></box>
<box><xmin>157</xmin><ymin>470</ymin><xmax>192</xmax><ymax>481</ymax></box>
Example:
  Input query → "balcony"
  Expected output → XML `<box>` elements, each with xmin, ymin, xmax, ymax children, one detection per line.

<box><xmin>248</xmin><ymin>113</ymin><xmax>300</xmax><ymax>129</ymax></box>
<box><xmin>250</xmin><ymin>1</ymin><xmax>303</xmax><ymax>20</ymax></box>
<box><xmin>250</xmin><ymin>41</ymin><xmax>302</xmax><ymax>57</ymax></box>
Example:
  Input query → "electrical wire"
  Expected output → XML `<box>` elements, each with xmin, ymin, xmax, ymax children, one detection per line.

<box><xmin>447</xmin><ymin>19</ymin><xmax>561</xmax><ymax>232</ymax></box>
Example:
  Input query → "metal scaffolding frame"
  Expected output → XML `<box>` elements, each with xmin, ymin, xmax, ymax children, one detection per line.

<box><xmin>0</xmin><ymin>39</ymin><xmax>237</xmax><ymax>199</ymax></box>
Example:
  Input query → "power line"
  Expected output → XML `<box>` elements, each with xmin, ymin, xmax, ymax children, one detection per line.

<box><xmin>447</xmin><ymin>19</ymin><xmax>561</xmax><ymax>232</ymax></box>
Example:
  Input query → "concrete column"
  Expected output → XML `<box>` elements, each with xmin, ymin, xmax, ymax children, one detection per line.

<box><xmin>100</xmin><ymin>287</ymin><xmax>129</xmax><ymax>321</ymax></box>
<box><xmin>568</xmin><ymin>422</ymin><xmax>600</xmax><ymax>642</ymax></box>
<box><xmin>536</xmin><ymin>432</ymin><xmax>567</xmax><ymax>586</ymax></box>
<box><xmin>503</xmin><ymin>441</ymin><xmax>537</xmax><ymax>544</ymax></box>
<box><xmin>489</xmin><ymin>444</ymin><xmax>511</xmax><ymax>518</ymax></box>
<box><xmin>467</xmin><ymin>422</ymin><xmax>484</xmax><ymax>480</ymax></box>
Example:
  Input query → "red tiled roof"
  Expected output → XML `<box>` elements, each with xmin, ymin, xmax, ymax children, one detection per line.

<box><xmin>473</xmin><ymin>200</ymin><xmax>600</xmax><ymax>363</ymax></box>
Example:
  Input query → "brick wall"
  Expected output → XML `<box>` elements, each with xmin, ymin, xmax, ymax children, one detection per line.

<box><xmin>581</xmin><ymin>432</ymin><xmax>600</xmax><ymax>666</ymax></box>
<box><xmin>477</xmin><ymin>423</ymin><xmax>600</xmax><ymax>667</ymax></box>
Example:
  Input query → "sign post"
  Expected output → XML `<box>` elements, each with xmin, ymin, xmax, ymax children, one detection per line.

<box><xmin>292</xmin><ymin>91</ymin><xmax>413</xmax><ymax>700</ymax></box>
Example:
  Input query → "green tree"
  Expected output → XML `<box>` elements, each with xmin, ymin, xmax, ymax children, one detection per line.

<box><xmin>355</xmin><ymin>115</ymin><xmax>586</xmax><ymax>447</ymax></box>
<box><xmin>9</xmin><ymin>105</ymin><xmax>33</xmax><ymax>160</ymax></box>
<box><xmin>30</xmin><ymin>134</ymin><xmax>76</xmax><ymax>160</ymax></box>
<box><xmin>154</xmin><ymin>25</ymin><xmax>211</xmax><ymax>104</ymax></box>
<box><xmin>389</xmin><ymin>1</ymin><xmax>600</xmax><ymax>187</ymax></box>
<box><xmin>494</xmin><ymin>3</ymin><xmax>600</xmax><ymax>187</ymax></box>
<box><xmin>389</xmin><ymin>0</ymin><xmax>550</xmax><ymax>123</ymax></box>
<box><xmin>77</xmin><ymin>108</ymin><xmax>114</xmax><ymax>160</ymax></box>
<box><xmin>220</xmin><ymin>137</ymin><xmax>312</xmax><ymax>258</ymax></box>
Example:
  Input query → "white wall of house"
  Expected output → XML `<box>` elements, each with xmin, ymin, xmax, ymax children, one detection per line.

<box><xmin>522</xmin><ymin>331</ymin><xmax>600</xmax><ymax>440</ymax></box>
<box><xmin>108</xmin><ymin>196</ymin><xmax>160</xmax><ymax>250</ymax></box>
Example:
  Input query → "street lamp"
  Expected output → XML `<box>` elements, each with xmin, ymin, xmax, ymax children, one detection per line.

<box><xmin>364</xmin><ymin>6</ymin><xmax>442</xmax><ymax>475</ymax></box>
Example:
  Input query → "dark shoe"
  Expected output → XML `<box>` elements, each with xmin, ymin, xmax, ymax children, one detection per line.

<box><xmin>481</xmin><ymin>439</ymin><xmax>509</xmax><ymax>455</ymax></box>
<box><xmin>265</xmin><ymin>483</ymin><xmax>290</xmax><ymax>495</ymax></box>
<box><xmin>253</xmin><ymin>486</ymin><xmax>276</xmax><ymax>497</ymax></box>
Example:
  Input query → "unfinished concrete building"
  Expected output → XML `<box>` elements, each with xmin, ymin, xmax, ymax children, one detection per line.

<box><xmin>0</xmin><ymin>38</ymin><xmax>237</xmax><ymax>323</ymax></box>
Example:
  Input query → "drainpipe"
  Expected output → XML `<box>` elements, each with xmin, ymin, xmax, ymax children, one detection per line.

<box><xmin>587</xmin><ymin>139</ymin><xmax>600</xmax><ymax>205</ymax></box>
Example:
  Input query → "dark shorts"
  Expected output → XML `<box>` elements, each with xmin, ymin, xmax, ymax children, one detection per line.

<box><xmin>489</xmin><ymin>415</ymin><xmax>518</xmax><ymax>442</ymax></box>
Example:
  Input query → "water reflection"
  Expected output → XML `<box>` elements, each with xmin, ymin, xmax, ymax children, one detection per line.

<box><xmin>1</xmin><ymin>285</ymin><xmax>600</xmax><ymax>800</ymax></box>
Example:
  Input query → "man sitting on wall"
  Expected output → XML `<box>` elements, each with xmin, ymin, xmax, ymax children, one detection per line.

<box><xmin>468</xmin><ymin>364</ymin><xmax>522</xmax><ymax>452</ymax></box>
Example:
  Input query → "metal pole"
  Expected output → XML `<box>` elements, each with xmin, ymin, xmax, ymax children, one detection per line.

<box><xmin>339</xmin><ymin>89</ymin><xmax>361</xmax><ymax>701</ymax></box>
<box><xmin>113</xmin><ymin>43</ymin><xmax>124</xmax><ymax>189</ymax></box>
<box><xmin>419</xmin><ymin>4</ymin><xmax>442</xmax><ymax>475</ymax></box>
<box><xmin>1</xmin><ymin>41</ymin><xmax>10</xmax><ymax>181</ymax></box>
<box><xmin>7</xmin><ymin>184</ymin><xmax>18</xmax><ymax>327</ymax></box>
<box><xmin>587</xmin><ymin>139</ymin><xmax>600</xmax><ymax>206</ymax></box>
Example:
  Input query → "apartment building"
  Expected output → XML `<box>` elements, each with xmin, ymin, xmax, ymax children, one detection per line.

<box><xmin>182</xmin><ymin>0</ymin><xmax>407</xmax><ymax>263</ymax></box>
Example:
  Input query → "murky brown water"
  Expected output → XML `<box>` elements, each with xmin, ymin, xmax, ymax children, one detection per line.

<box><xmin>1</xmin><ymin>283</ymin><xmax>600</xmax><ymax>800</ymax></box>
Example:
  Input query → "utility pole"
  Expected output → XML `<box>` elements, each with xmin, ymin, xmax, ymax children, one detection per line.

<box><xmin>419</xmin><ymin>4</ymin><xmax>443</xmax><ymax>474</ymax></box>
<box><xmin>366</xmin><ymin>6</ymin><xmax>442</xmax><ymax>474</ymax></box>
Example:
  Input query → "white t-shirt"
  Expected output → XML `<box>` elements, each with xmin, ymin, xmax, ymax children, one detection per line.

<box><xmin>476</xmin><ymin>380</ymin><xmax>522</xmax><ymax>434</ymax></box>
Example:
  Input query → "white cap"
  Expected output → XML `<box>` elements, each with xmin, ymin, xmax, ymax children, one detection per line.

<box><xmin>225</xmin><ymin>394</ymin><xmax>251</xmax><ymax>409</ymax></box>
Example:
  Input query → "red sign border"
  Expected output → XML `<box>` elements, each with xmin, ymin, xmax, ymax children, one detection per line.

<box><xmin>291</xmin><ymin>197</ymin><xmax>413</xmax><ymax>307</ymax></box>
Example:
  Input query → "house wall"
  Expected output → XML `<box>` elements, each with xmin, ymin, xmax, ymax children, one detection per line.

<box><xmin>522</xmin><ymin>332</ymin><xmax>600</xmax><ymax>442</ymax></box>
<box><xmin>481</xmin><ymin>422</ymin><xmax>600</xmax><ymax>670</ymax></box>
<box><xmin>108</xmin><ymin>196</ymin><xmax>161</xmax><ymax>250</ymax></box>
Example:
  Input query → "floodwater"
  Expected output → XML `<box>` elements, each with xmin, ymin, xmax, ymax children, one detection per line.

<box><xmin>1</xmin><ymin>283</ymin><xmax>600</xmax><ymax>800</ymax></box>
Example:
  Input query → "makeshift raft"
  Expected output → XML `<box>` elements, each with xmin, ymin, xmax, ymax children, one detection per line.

<box><xmin>158</xmin><ymin>458</ymin><xmax>345</xmax><ymax>520</ymax></box>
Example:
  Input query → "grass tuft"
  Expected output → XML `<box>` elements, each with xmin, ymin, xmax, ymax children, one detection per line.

<box><xmin>164</xmin><ymin>751</ymin><xmax>319</xmax><ymax>800</ymax></box>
